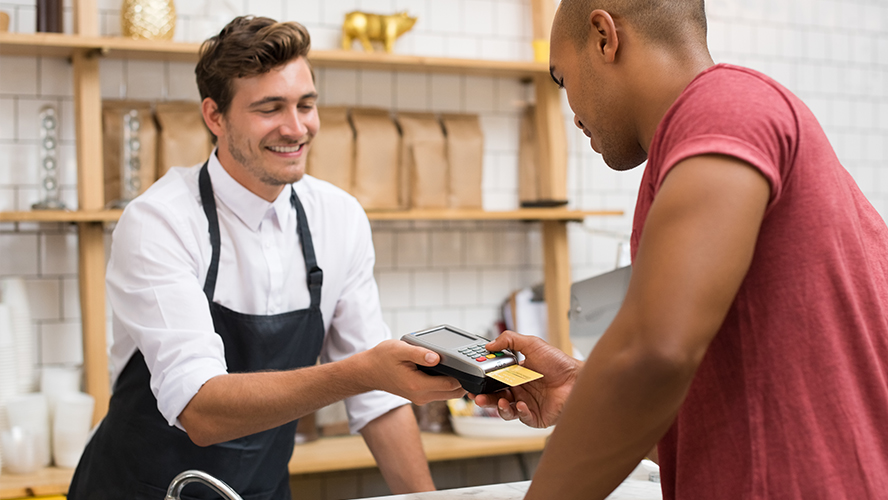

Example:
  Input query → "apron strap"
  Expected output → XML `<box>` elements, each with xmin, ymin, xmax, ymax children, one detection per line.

<box><xmin>199</xmin><ymin>160</ymin><xmax>323</xmax><ymax>309</ymax></box>
<box><xmin>291</xmin><ymin>188</ymin><xmax>324</xmax><ymax>309</ymax></box>
<box><xmin>198</xmin><ymin>162</ymin><xmax>221</xmax><ymax>301</ymax></box>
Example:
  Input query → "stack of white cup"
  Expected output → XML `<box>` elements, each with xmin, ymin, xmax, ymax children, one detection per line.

<box><xmin>52</xmin><ymin>392</ymin><xmax>94</xmax><ymax>468</ymax></box>
<box><xmin>3</xmin><ymin>393</ymin><xmax>50</xmax><ymax>473</ymax></box>
<box><xmin>0</xmin><ymin>303</ymin><xmax>18</xmax><ymax>474</ymax></box>
<box><xmin>0</xmin><ymin>278</ymin><xmax>36</xmax><ymax>394</ymax></box>
<box><xmin>0</xmin><ymin>427</ymin><xmax>41</xmax><ymax>474</ymax></box>
<box><xmin>39</xmin><ymin>366</ymin><xmax>91</xmax><ymax>468</ymax></box>
<box><xmin>40</xmin><ymin>366</ymin><xmax>83</xmax><ymax>419</ymax></box>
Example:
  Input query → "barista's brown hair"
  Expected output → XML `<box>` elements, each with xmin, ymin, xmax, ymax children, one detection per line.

<box><xmin>195</xmin><ymin>16</ymin><xmax>312</xmax><ymax>117</ymax></box>
<box><xmin>557</xmin><ymin>0</ymin><xmax>707</xmax><ymax>48</ymax></box>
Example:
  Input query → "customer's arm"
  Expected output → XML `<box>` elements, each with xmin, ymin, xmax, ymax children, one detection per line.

<box><xmin>360</xmin><ymin>405</ymin><xmax>435</xmax><ymax>493</ymax></box>
<box><xmin>472</xmin><ymin>331</ymin><xmax>583</xmax><ymax>428</ymax></box>
<box><xmin>522</xmin><ymin>155</ymin><xmax>770</xmax><ymax>499</ymax></box>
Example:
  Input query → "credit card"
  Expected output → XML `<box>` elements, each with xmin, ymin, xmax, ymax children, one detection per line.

<box><xmin>486</xmin><ymin>364</ymin><xmax>543</xmax><ymax>387</ymax></box>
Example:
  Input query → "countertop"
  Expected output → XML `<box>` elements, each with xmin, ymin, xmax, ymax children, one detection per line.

<box><xmin>362</xmin><ymin>479</ymin><xmax>662</xmax><ymax>500</ymax></box>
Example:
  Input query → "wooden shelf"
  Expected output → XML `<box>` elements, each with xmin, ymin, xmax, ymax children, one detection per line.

<box><xmin>0</xmin><ymin>432</ymin><xmax>546</xmax><ymax>498</ymax></box>
<box><xmin>288</xmin><ymin>432</ymin><xmax>546</xmax><ymax>475</ymax></box>
<box><xmin>0</xmin><ymin>32</ymin><xmax>202</xmax><ymax>61</ymax></box>
<box><xmin>0</xmin><ymin>32</ymin><xmax>548</xmax><ymax>78</ymax></box>
<box><xmin>367</xmin><ymin>208</ymin><xmax>618</xmax><ymax>222</ymax></box>
<box><xmin>0</xmin><ymin>208</ymin><xmax>619</xmax><ymax>224</ymax></box>
<box><xmin>0</xmin><ymin>466</ymin><xmax>72</xmax><ymax>499</ymax></box>
<box><xmin>0</xmin><ymin>210</ymin><xmax>122</xmax><ymax>223</ymax></box>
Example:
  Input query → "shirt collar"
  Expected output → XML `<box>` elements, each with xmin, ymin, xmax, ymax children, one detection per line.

<box><xmin>207</xmin><ymin>150</ymin><xmax>295</xmax><ymax>231</ymax></box>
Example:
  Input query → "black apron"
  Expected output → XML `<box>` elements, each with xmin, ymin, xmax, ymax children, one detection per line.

<box><xmin>69</xmin><ymin>163</ymin><xmax>325</xmax><ymax>500</ymax></box>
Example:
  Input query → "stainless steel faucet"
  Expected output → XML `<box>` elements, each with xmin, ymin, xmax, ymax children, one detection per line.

<box><xmin>164</xmin><ymin>470</ymin><xmax>243</xmax><ymax>500</ymax></box>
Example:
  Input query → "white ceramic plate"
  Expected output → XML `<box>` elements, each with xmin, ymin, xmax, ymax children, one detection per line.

<box><xmin>450</xmin><ymin>416</ymin><xmax>554</xmax><ymax>439</ymax></box>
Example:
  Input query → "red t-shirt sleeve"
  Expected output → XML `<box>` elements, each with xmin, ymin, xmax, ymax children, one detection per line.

<box><xmin>651</xmin><ymin>68</ymin><xmax>800</xmax><ymax>213</ymax></box>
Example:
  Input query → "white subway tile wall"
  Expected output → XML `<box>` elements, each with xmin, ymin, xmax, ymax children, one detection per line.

<box><xmin>1</xmin><ymin>0</ymin><xmax>887</xmax><ymax>493</ymax></box>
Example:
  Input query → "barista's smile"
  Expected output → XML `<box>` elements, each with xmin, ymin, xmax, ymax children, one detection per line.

<box><xmin>266</xmin><ymin>144</ymin><xmax>305</xmax><ymax>154</ymax></box>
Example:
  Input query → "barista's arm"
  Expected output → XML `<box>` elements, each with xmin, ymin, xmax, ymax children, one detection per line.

<box><xmin>523</xmin><ymin>155</ymin><xmax>770</xmax><ymax>499</ymax></box>
<box><xmin>360</xmin><ymin>405</ymin><xmax>436</xmax><ymax>494</ymax></box>
<box><xmin>179</xmin><ymin>341</ymin><xmax>465</xmax><ymax>447</ymax></box>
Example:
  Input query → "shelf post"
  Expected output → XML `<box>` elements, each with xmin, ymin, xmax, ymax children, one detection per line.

<box><xmin>73</xmin><ymin>48</ymin><xmax>110</xmax><ymax>423</ymax></box>
<box><xmin>73</xmin><ymin>0</ymin><xmax>99</xmax><ymax>36</ymax></box>
<box><xmin>73</xmin><ymin>51</ymin><xmax>103</xmax><ymax>209</ymax></box>
<box><xmin>542</xmin><ymin>221</ymin><xmax>572</xmax><ymax>353</ymax></box>
<box><xmin>77</xmin><ymin>223</ymin><xmax>109</xmax><ymax>424</ymax></box>
<box><xmin>531</xmin><ymin>0</ymin><xmax>556</xmax><ymax>56</ymax></box>
<box><xmin>530</xmin><ymin>0</ymin><xmax>568</xmax><ymax>206</ymax></box>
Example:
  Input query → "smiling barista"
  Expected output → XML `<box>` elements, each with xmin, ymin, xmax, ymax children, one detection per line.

<box><xmin>67</xmin><ymin>16</ymin><xmax>465</xmax><ymax>500</ymax></box>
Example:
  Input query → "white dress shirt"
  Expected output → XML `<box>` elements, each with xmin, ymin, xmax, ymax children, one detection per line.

<box><xmin>106</xmin><ymin>152</ymin><xmax>407</xmax><ymax>432</ymax></box>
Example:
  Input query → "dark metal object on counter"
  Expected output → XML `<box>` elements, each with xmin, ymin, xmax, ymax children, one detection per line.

<box><xmin>165</xmin><ymin>470</ymin><xmax>243</xmax><ymax>500</ymax></box>
<box><xmin>413</xmin><ymin>401</ymin><xmax>453</xmax><ymax>434</ymax></box>
<box><xmin>36</xmin><ymin>0</ymin><xmax>62</xmax><ymax>33</ymax></box>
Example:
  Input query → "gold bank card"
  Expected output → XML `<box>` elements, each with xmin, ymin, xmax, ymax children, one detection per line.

<box><xmin>487</xmin><ymin>364</ymin><xmax>543</xmax><ymax>387</ymax></box>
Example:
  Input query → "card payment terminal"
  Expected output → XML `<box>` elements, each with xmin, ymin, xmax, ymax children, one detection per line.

<box><xmin>401</xmin><ymin>325</ymin><xmax>517</xmax><ymax>394</ymax></box>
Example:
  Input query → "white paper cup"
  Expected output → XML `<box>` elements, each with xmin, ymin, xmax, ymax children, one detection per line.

<box><xmin>5</xmin><ymin>393</ymin><xmax>50</xmax><ymax>467</ymax></box>
<box><xmin>1</xmin><ymin>427</ymin><xmax>42</xmax><ymax>474</ymax></box>
<box><xmin>52</xmin><ymin>392</ymin><xmax>94</xmax><ymax>468</ymax></box>
<box><xmin>40</xmin><ymin>366</ymin><xmax>82</xmax><ymax>417</ymax></box>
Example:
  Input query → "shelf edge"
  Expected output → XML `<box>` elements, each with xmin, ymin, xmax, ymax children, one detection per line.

<box><xmin>0</xmin><ymin>210</ymin><xmax>123</xmax><ymax>223</ymax></box>
<box><xmin>0</xmin><ymin>33</ymin><xmax>549</xmax><ymax>77</ymax></box>
<box><xmin>0</xmin><ymin>209</ymin><xmax>620</xmax><ymax>224</ymax></box>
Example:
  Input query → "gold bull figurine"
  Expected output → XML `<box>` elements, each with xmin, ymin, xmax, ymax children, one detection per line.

<box><xmin>341</xmin><ymin>11</ymin><xmax>417</xmax><ymax>53</ymax></box>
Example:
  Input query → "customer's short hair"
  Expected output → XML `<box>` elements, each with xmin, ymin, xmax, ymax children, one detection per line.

<box><xmin>557</xmin><ymin>0</ymin><xmax>707</xmax><ymax>48</ymax></box>
<box><xmin>195</xmin><ymin>16</ymin><xmax>312</xmax><ymax>117</ymax></box>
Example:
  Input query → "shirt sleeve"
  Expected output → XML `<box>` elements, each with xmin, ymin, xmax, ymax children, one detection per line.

<box><xmin>106</xmin><ymin>188</ymin><xmax>228</xmax><ymax>429</ymax></box>
<box><xmin>653</xmin><ymin>68</ymin><xmax>798</xmax><ymax>213</ymax></box>
<box><xmin>317</xmin><ymin>202</ymin><xmax>409</xmax><ymax>433</ymax></box>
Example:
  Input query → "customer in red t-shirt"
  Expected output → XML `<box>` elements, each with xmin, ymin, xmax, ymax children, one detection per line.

<box><xmin>474</xmin><ymin>1</ymin><xmax>888</xmax><ymax>499</ymax></box>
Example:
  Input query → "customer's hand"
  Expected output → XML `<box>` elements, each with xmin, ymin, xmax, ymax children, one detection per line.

<box><xmin>471</xmin><ymin>331</ymin><xmax>582</xmax><ymax>428</ymax></box>
<box><xmin>365</xmin><ymin>340</ymin><xmax>467</xmax><ymax>405</ymax></box>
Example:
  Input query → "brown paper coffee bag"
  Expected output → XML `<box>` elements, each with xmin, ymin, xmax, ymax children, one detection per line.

<box><xmin>154</xmin><ymin>101</ymin><xmax>213</xmax><ymax>179</ymax></box>
<box><xmin>102</xmin><ymin>101</ymin><xmax>157</xmax><ymax>207</ymax></box>
<box><xmin>350</xmin><ymin>108</ymin><xmax>401</xmax><ymax>210</ymax></box>
<box><xmin>396</xmin><ymin>112</ymin><xmax>448</xmax><ymax>209</ymax></box>
<box><xmin>306</xmin><ymin>106</ymin><xmax>354</xmax><ymax>193</ymax></box>
<box><xmin>441</xmin><ymin>114</ymin><xmax>484</xmax><ymax>209</ymax></box>
<box><xmin>518</xmin><ymin>105</ymin><xmax>541</xmax><ymax>204</ymax></box>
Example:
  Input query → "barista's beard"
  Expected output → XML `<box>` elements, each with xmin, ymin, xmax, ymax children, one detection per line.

<box><xmin>226</xmin><ymin>134</ymin><xmax>306</xmax><ymax>186</ymax></box>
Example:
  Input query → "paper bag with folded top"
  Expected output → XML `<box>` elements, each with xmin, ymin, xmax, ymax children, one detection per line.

<box><xmin>518</xmin><ymin>105</ymin><xmax>541</xmax><ymax>205</ymax></box>
<box><xmin>440</xmin><ymin>113</ymin><xmax>483</xmax><ymax>209</ymax></box>
<box><xmin>154</xmin><ymin>101</ymin><xmax>213</xmax><ymax>179</ymax></box>
<box><xmin>396</xmin><ymin>112</ymin><xmax>448</xmax><ymax>209</ymax></box>
<box><xmin>305</xmin><ymin>106</ymin><xmax>354</xmax><ymax>193</ymax></box>
<box><xmin>102</xmin><ymin>101</ymin><xmax>157</xmax><ymax>207</ymax></box>
<box><xmin>350</xmin><ymin>108</ymin><xmax>402</xmax><ymax>210</ymax></box>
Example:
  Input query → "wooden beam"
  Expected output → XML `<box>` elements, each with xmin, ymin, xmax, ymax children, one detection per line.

<box><xmin>530</xmin><ymin>0</ymin><xmax>556</xmax><ymax>62</ymax></box>
<box><xmin>533</xmin><ymin>74</ymin><xmax>568</xmax><ymax>204</ymax></box>
<box><xmin>531</xmin><ymin>0</ymin><xmax>556</xmax><ymax>40</ymax></box>
<box><xmin>528</xmin><ymin>0</ymin><xmax>567</xmax><ymax>205</ymax></box>
<box><xmin>542</xmin><ymin>221</ymin><xmax>572</xmax><ymax>353</ymax></box>
<box><xmin>78</xmin><ymin>222</ymin><xmax>109</xmax><ymax>425</ymax></box>
<box><xmin>73</xmin><ymin>0</ymin><xmax>98</xmax><ymax>36</ymax></box>
<box><xmin>72</xmin><ymin>38</ymin><xmax>107</xmax><ymax>423</ymax></box>
<box><xmin>72</xmin><ymin>51</ymin><xmax>103</xmax><ymax>210</ymax></box>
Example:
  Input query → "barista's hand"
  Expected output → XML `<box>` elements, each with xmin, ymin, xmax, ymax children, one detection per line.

<box><xmin>471</xmin><ymin>331</ymin><xmax>582</xmax><ymax>428</ymax></box>
<box><xmin>364</xmin><ymin>340</ymin><xmax>466</xmax><ymax>405</ymax></box>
